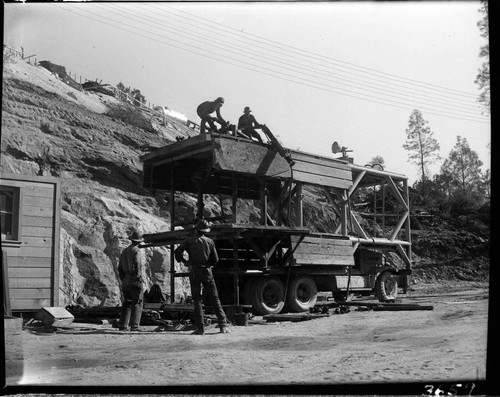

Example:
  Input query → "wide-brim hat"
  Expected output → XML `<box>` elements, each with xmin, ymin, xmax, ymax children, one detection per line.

<box><xmin>244</xmin><ymin>106</ymin><xmax>252</xmax><ymax>113</ymax></box>
<box><xmin>196</xmin><ymin>220</ymin><xmax>211</xmax><ymax>233</ymax></box>
<box><xmin>129</xmin><ymin>230</ymin><xmax>144</xmax><ymax>242</ymax></box>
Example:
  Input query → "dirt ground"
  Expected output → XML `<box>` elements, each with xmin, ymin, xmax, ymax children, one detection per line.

<box><xmin>4</xmin><ymin>282</ymin><xmax>489</xmax><ymax>393</ymax></box>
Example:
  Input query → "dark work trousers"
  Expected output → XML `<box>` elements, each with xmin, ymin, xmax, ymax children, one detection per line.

<box><xmin>241</xmin><ymin>128</ymin><xmax>263</xmax><ymax>143</ymax></box>
<box><xmin>199</xmin><ymin>116</ymin><xmax>219</xmax><ymax>134</ymax></box>
<box><xmin>119</xmin><ymin>283</ymin><xmax>144</xmax><ymax>330</ymax></box>
<box><xmin>190</xmin><ymin>266</ymin><xmax>228</xmax><ymax>331</ymax></box>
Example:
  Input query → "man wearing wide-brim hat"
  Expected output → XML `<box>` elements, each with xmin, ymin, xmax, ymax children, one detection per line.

<box><xmin>174</xmin><ymin>220</ymin><xmax>230</xmax><ymax>335</ymax></box>
<box><xmin>117</xmin><ymin>229</ymin><xmax>145</xmax><ymax>331</ymax></box>
<box><xmin>237</xmin><ymin>106</ymin><xmax>264</xmax><ymax>143</ymax></box>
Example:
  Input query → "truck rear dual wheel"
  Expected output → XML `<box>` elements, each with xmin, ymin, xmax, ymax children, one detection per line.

<box><xmin>251</xmin><ymin>276</ymin><xmax>285</xmax><ymax>315</ymax></box>
<box><xmin>285</xmin><ymin>276</ymin><xmax>318</xmax><ymax>312</ymax></box>
<box><xmin>375</xmin><ymin>271</ymin><xmax>398</xmax><ymax>302</ymax></box>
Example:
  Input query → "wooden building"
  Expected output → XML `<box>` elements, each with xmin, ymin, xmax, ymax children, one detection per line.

<box><xmin>1</xmin><ymin>172</ymin><xmax>61</xmax><ymax>312</ymax></box>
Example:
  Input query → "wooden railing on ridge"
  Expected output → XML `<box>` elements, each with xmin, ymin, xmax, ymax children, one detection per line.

<box><xmin>3</xmin><ymin>45</ymin><xmax>200</xmax><ymax>133</ymax></box>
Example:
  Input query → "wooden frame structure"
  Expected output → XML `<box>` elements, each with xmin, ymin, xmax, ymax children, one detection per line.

<box><xmin>140</xmin><ymin>133</ymin><xmax>411</xmax><ymax>305</ymax></box>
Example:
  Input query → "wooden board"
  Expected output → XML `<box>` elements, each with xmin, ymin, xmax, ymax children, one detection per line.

<box><xmin>7</xmin><ymin>267</ymin><xmax>52</xmax><ymax>278</ymax></box>
<box><xmin>16</xmin><ymin>247</ymin><xmax>53</xmax><ymax>258</ymax></box>
<box><xmin>9</xmin><ymin>278</ymin><xmax>51</xmax><ymax>289</ymax></box>
<box><xmin>8</xmin><ymin>299</ymin><xmax>51</xmax><ymax>311</ymax></box>
<box><xmin>140</xmin><ymin>133</ymin><xmax>213</xmax><ymax>163</ymax></box>
<box><xmin>23</xmin><ymin>195</ymin><xmax>54</xmax><ymax>207</ymax></box>
<box><xmin>22</xmin><ymin>205</ymin><xmax>54</xmax><ymax>217</ymax></box>
<box><xmin>21</xmin><ymin>226</ymin><xmax>54</xmax><ymax>237</ymax></box>
<box><xmin>20</xmin><ymin>236</ymin><xmax>53</xmax><ymax>248</ymax></box>
<box><xmin>214</xmin><ymin>137</ymin><xmax>291</xmax><ymax>178</ymax></box>
<box><xmin>291</xmin><ymin>235</ymin><xmax>355</xmax><ymax>266</ymax></box>
<box><xmin>288</xmin><ymin>151</ymin><xmax>352</xmax><ymax>189</ymax></box>
<box><xmin>5</xmin><ymin>256</ymin><xmax>53</xmax><ymax>267</ymax></box>
<box><xmin>22</xmin><ymin>215</ymin><xmax>54</xmax><ymax>227</ymax></box>
<box><xmin>10</xmin><ymin>288</ymin><xmax>52</xmax><ymax>299</ymax></box>
<box><xmin>213</xmin><ymin>137</ymin><xmax>353</xmax><ymax>189</ymax></box>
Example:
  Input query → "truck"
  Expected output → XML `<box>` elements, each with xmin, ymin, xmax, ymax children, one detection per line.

<box><xmin>140</xmin><ymin>130</ymin><xmax>412</xmax><ymax>315</ymax></box>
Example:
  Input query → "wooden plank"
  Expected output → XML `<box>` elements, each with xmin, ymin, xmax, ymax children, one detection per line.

<box><xmin>292</xmin><ymin>170</ymin><xmax>350</xmax><ymax>191</ymax></box>
<box><xmin>17</xmin><ymin>247</ymin><xmax>52</xmax><ymax>258</ymax></box>
<box><xmin>9</xmin><ymin>278</ymin><xmax>51</xmax><ymax>288</ymax></box>
<box><xmin>10</xmin><ymin>298</ymin><xmax>52</xmax><ymax>311</ymax></box>
<box><xmin>23</xmin><ymin>186</ymin><xmax>54</xmax><ymax>198</ymax></box>
<box><xmin>21</xmin><ymin>225</ymin><xmax>53</xmax><ymax>237</ymax></box>
<box><xmin>52</xmin><ymin>177</ymin><xmax>62</xmax><ymax>307</ymax></box>
<box><xmin>294</xmin><ymin>253</ymin><xmax>353</xmax><ymax>263</ymax></box>
<box><xmin>294</xmin><ymin>257</ymin><xmax>355</xmax><ymax>266</ymax></box>
<box><xmin>288</xmin><ymin>150</ymin><xmax>350</xmax><ymax>171</ymax></box>
<box><xmin>23</xmin><ymin>205</ymin><xmax>54</xmax><ymax>217</ymax></box>
<box><xmin>0</xmin><ymin>180</ymin><xmax>54</xmax><ymax>199</ymax></box>
<box><xmin>0</xmin><ymin>179</ymin><xmax>56</xmax><ymax>193</ymax></box>
<box><xmin>9</xmin><ymin>288</ymin><xmax>52</xmax><ymax>299</ymax></box>
<box><xmin>6</xmin><ymin>256</ymin><xmax>52</xmax><ymax>267</ymax></box>
<box><xmin>22</xmin><ymin>215</ymin><xmax>54</xmax><ymax>227</ymax></box>
<box><xmin>0</xmin><ymin>171</ymin><xmax>59</xmax><ymax>185</ymax></box>
<box><xmin>7</xmin><ymin>267</ymin><xmax>52</xmax><ymax>278</ymax></box>
<box><xmin>292</xmin><ymin>235</ymin><xmax>353</xmax><ymax>260</ymax></box>
<box><xmin>140</xmin><ymin>134</ymin><xmax>212</xmax><ymax>162</ymax></box>
<box><xmin>23</xmin><ymin>195</ymin><xmax>54</xmax><ymax>207</ymax></box>
<box><xmin>214</xmin><ymin>137</ymin><xmax>291</xmax><ymax>178</ymax></box>
<box><xmin>295</xmin><ymin>239</ymin><xmax>353</xmax><ymax>249</ymax></box>
<box><xmin>292</xmin><ymin>164</ymin><xmax>352</xmax><ymax>187</ymax></box>
<box><xmin>21</xmin><ymin>236</ymin><xmax>53</xmax><ymax>248</ymax></box>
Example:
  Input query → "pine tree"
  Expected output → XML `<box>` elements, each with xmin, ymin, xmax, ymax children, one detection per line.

<box><xmin>403</xmin><ymin>109</ymin><xmax>440</xmax><ymax>183</ymax></box>
<box><xmin>441</xmin><ymin>136</ymin><xmax>484</xmax><ymax>191</ymax></box>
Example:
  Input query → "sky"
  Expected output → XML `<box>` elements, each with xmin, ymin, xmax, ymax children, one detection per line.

<box><xmin>3</xmin><ymin>1</ymin><xmax>490</xmax><ymax>185</ymax></box>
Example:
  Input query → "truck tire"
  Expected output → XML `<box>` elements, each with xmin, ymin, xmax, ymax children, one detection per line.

<box><xmin>285</xmin><ymin>276</ymin><xmax>318</xmax><ymax>312</ymax></box>
<box><xmin>251</xmin><ymin>276</ymin><xmax>285</xmax><ymax>315</ymax></box>
<box><xmin>375</xmin><ymin>271</ymin><xmax>398</xmax><ymax>302</ymax></box>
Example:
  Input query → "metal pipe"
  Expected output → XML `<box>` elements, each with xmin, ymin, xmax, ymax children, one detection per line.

<box><xmin>349</xmin><ymin>236</ymin><xmax>411</xmax><ymax>246</ymax></box>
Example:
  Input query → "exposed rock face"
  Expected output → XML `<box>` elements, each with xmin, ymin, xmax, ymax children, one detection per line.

<box><xmin>1</xmin><ymin>55</ymin><xmax>490</xmax><ymax>308</ymax></box>
<box><xmin>2</xmin><ymin>55</ymin><xmax>195</xmax><ymax>306</ymax></box>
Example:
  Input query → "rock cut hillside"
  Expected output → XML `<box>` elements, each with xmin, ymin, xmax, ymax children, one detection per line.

<box><xmin>2</xmin><ymin>54</ymin><xmax>205</xmax><ymax>306</ymax></box>
<box><xmin>2</xmin><ymin>54</ymin><xmax>489</xmax><ymax>308</ymax></box>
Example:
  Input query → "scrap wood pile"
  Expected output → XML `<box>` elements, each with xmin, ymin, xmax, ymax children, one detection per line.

<box><xmin>81</xmin><ymin>80</ymin><xmax>115</xmax><ymax>96</ymax></box>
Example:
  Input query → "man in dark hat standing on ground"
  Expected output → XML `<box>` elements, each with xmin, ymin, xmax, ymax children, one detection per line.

<box><xmin>117</xmin><ymin>229</ymin><xmax>145</xmax><ymax>332</ymax></box>
<box><xmin>196</xmin><ymin>97</ymin><xmax>227</xmax><ymax>134</ymax></box>
<box><xmin>175</xmin><ymin>220</ymin><xmax>230</xmax><ymax>335</ymax></box>
<box><xmin>237</xmin><ymin>106</ymin><xmax>263</xmax><ymax>143</ymax></box>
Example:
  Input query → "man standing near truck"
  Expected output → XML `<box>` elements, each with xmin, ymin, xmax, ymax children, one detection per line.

<box><xmin>175</xmin><ymin>220</ymin><xmax>230</xmax><ymax>335</ymax></box>
<box><xmin>117</xmin><ymin>229</ymin><xmax>145</xmax><ymax>332</ymax></box>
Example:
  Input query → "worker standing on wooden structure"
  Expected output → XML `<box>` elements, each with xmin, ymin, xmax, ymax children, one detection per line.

<box><xmin>174</xmin><ymin>220</ymin><xmax>230</xmax><ymax>335</ymax></box>
<box><xmin>237</xmin><ymin>106</ymin><xmax>264</xmax><ymax>143</ymax></box>
<box><xmin>117</xmin><ymin>229</ymin><xmax>145</xmax><ymax>331</ymax></box>
<box><xmin>196</xmin><ymin>97</ymin><xmax>227</xmax><ymax>134</ymax></box>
